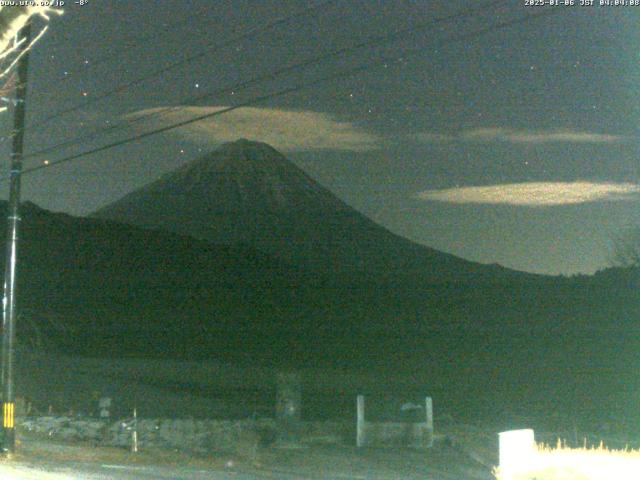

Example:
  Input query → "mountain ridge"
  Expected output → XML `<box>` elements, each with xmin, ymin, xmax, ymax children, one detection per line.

<box><xmin>92</xmin><ymin>139</ymin><xmax>529</xmax><ymax>281</ymax></box>
<box><xmin>0</xmin><ymin>199</ymin><xmax>636</xmax><ymax>428</ymax></box>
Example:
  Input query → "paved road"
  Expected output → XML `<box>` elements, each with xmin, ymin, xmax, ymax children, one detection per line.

<box><xmin>4</xmin><ymin>435</ymin><xmax>495</xmax><ymax>479</ymax></box>
<box><xmin>0</xmin><ymin>457</ymin><xmax>379</xmax><ymax>480</ymax></box>
<box><xmin>0</xmin><ymin>461</ymin><xmax>293</xmax><ymax>479</ymax></box>
<box><xmin>0</xmin><ymin>457</ymin><xmax>494</xmax><ymax>480</ymax></box>
<box><xmin>0</xmin><ymin>455</ymin><xmax>494</xmax><ymax>480</ymax></box>
<box><xmin>0</xmin><ymin>462</ymin><xmax>239</xmax><ymax>479</ymax></box>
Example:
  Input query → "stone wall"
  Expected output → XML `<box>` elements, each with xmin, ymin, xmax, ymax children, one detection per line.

<box><xmin>17</xmin><ymin>416</ymin><xmax>351</xmax><ymax>454</ymax></box>
<box><xmin>362</xmin><ymin>421</ymin><xmax>433</xmax><ymax>448</ymax></box>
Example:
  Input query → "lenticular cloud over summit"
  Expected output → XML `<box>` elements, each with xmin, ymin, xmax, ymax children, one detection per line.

<box><xmin>129</xmin><ymin>106</ymin><xmax>379</xmax><ymax>153</ymax></box>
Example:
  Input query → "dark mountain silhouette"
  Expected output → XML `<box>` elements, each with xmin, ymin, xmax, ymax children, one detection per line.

<box><xmin>0</xmin><ymin>200</ymin><xmax>636</xmax><ymax>429</ymax></box>
<box><xmin>92</xmin><ymin>139</ymin><xmax>521</xmax><ymax>281</ymax></box>
<box><xmin>85</xmin><ymin>139</ymin><xmax>640</xmax><ymax>425</ymax></box>
<box><xmin>11</xmin><ymin>201</ymin><xmax>308</xmax><ymax>358</ymax></box>
<box><xmin>0</xmin><ymin>139</ymin><xmax>628</xmax><ymax>430</ymax></box>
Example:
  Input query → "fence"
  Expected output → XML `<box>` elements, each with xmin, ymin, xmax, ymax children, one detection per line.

<box><xmin>356</xmin><ymin>394</ymin><xmax>433</xmax><ymax>448</ymax></box>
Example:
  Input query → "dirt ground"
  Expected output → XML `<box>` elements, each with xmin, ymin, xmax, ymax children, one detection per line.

<box><xmin>10</xmin><ymin>427</ymin><xmax>495</xmax><ymax>479</ymax></box>
<box><xmin>249</xmin><ymin>443</ymin><xmax>494</xmax><ymax>479</ymax></box>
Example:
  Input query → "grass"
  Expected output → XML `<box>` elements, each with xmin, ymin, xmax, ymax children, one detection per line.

<box><xmin>494</xmin><ymin>439</ymin><xmax>640</xmax><ymax>480</ymax></box>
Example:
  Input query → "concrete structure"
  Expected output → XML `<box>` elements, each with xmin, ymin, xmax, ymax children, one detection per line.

<box><xmin>275</xmin><ymin>372</ymin><xmax>302</xmax><ymax>445</ymax></box>
<box><xmin>356</xmin><ymin>395</ymin><xmax>434</xmax><ymax>448</ymax></box>
<box><xmin>498</xmin><ymin>429</ymin><xmax>536</xmax><ymax>479</ymax></box>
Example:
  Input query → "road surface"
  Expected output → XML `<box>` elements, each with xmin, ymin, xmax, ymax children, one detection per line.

<box><xmin>1</xmin><ymin>433</ymin><xmax>495</xmax><ymax>479</ymax></box>
<box><xmin>0</xmin><ymin>461</ymin><xmax>311</xmax><ymax>479</ymax></box>
<box><xmin>0</xmin><ymin>451</ymin><xmax>494</xmax><ymax>479</ymax></box>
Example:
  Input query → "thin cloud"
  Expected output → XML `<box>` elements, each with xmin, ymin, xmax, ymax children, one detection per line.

<box><xmin>413</xmin><ymin>132</ymin><xmax>454</xmax><ymax>143</ymax></box>
<box><xmin>497</xmin><ymin>131</ymin><xmax>624</xmax><ymax>144</ymax></box>
<box><xmin>417</xmin><ymin>182</ymin><xmax>640</xmax><ymax>206</ymax></box>
<box><xmin>129</xmin><ymin>106</ymin><xmax>380</xmax><ymax>152</ymax></box>
<box><xmin>413</xmin><ymin>128</ymin><xmax>628</xmax><ymax>145</ymax></box>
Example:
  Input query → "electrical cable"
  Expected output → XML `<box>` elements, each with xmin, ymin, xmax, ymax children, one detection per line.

<box><xmin>19</xmin><ymin>7</ymin><xmax>566</xmax><ymax>178</ymax></box>
<box><xmin>24</xmin><ymin>0</ymin><xmax>507</xmax><ymax>161</ymax></box>
<box><xmin>51</xmin><ymin>3</ymin><xmax>217</xmax><ymax>85</ymax></box>
<box><xmin>24</xmin><ymin>0</ymin><xmax>336</xmax><ymax>131</ymax></box>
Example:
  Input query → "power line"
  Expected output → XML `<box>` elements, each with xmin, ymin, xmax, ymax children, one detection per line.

<box><xmin>24</xmin><ymin>0</ymin><xmax>336</xmax><ymax>132</ymax></box>
<box><xmin>51</xmin><ymin>3</ymin><xmax>217</xmax><ymax>85</ymax></box>
<box><xmin>19</xmin><ymin>7</ymin><xmax>566</xmax><ymax>178</ymax></box>
<box><xmin>25</xmin><ymin>0</ymin><xmax>507</xmax><ymax>161</ymax></box>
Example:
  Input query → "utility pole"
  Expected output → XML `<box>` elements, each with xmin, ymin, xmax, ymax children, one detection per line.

<box><xmin>1</xmin><ymin>21</ymin><xmax>31</xmax><ymax>454</ymax></box>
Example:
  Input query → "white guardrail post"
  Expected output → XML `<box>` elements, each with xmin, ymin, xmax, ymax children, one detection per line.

<box><xmin>425</xmin><ymin>396</ymin><xmax>433</xmax><ymax>448</ymax></box>
<box><xmin>356</xmin><ymin>395</ymin><xmax>365</xmax><ymax>447</ymax></box>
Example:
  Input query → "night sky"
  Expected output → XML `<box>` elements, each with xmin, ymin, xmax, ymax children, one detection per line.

<box><xmin>0</xmin><ymin>0</ymin><xmax>637</xmax><ymax>275</ymax></box>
